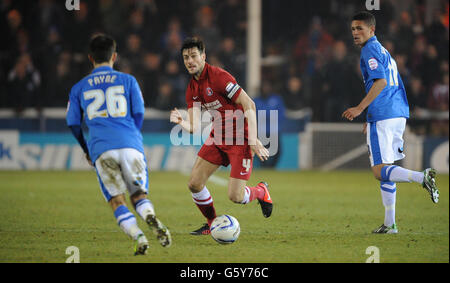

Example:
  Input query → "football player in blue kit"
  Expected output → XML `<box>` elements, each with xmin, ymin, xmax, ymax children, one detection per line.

<box><xmin>342</xmin><ymin>12</ymin><xmax>439</xmax><ymax>234</ymax></box>
<box><xmin>66</xmin><ymin>34</ymin><xmax>171</xmax><ymax>254</ymax></box>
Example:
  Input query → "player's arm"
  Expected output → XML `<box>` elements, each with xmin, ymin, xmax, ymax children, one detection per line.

<box><xmin>68</xmin><ymin>125</ymin><xmax>90</xmax><ymax>155</ymax></box>
<box><xmin>234</xmin><ymin>90</ymin><xmax>269</xmax><ymax>162</ymax></box>
<box><xmin>130</xmin><ymin>76</ymin><xmax>145</xmax><ymax>130</ymax></box>
<box><xmin>342</xmin><ymin>78</ymin><xmax>387</xmax><ymax>121</ymax></box>
<box><xmin>170</xmin><ymin>105</ymin><xmax>201</xmax><ymax>134</ymax></box>
<box><xmin>132</xmin><ymin>113</ymin><xmax>144</xmax><ymax>129</ymax></box>
<box><xmin>343</xmin><ymin>46</ymin><xmax>387</xmax><ymax>121</ymax></box>
<box><xmin>66</xmin><ymin>93</ymin><xmax>93</xmax><ymax>166</ymax></box>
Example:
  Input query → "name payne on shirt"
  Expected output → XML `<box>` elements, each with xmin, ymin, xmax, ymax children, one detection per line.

<box><xmin>87</xmin><ymin>74</ymin><xmax>117</xmax><ymax>86</ymax></box>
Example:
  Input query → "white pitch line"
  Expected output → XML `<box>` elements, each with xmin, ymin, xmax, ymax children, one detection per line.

<box><xmin>320</xmin><ymin>144</ymin><xmax>368</xmax><ymax>171</ymax></box>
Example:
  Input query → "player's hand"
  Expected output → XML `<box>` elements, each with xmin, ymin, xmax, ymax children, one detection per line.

<box><xmin>362</xmin><ymin>123</ymin><xmax>367</xmax><ymax>135</ymax></box>
<box><xmin>250</xmin><ymin>139</ymin><xmax>270</xmax><ymax>162</ymax></box>
<box><xmin>342</xmin><ymin>106</ymin><xmax>363</xmax><ymax>121</ymax></box>
<box><xmin>170</xmin><ymin>108</ymin><xmax>183</xmax><ymax>124</ymax></box>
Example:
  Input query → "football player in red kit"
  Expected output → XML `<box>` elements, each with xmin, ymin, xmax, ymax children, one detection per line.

<box><xmin>170</xmin><ymin>37</ymin><xmax>273</xmax><ymax>235</ymax></box>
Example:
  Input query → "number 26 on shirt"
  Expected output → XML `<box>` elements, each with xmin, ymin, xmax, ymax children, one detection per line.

<box><xmin>83</xmin><ymin>85</ymin><xmax>127</xmax><ymax>120</ymax></box>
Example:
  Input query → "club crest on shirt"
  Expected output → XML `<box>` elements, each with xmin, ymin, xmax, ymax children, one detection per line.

<box><xmin>206</xmin><ymin>87</ymin><xmax>213</xmax><ymax>96</ymax></box>
<box><xmin>368</xmin><ymin>58</ymin><xmax>378</xmax><ymax>70</ymax></box>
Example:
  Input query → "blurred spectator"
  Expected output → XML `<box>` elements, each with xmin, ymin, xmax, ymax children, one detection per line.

<box><xmin>408</xmin><ymin>76</ymin><xmax>429</xmax><ymax>112</ymax></box>
<box><xmin>428</xmin><ymin>72</ymin><xmax>449</xmax><ymax>137</ymax></box>
<box><xmin>134</xmin><ymin>0</ymin><xmax>161</xmax><ymax>41</ymax></box>
<box><xmin>140</xmin><ymin>52</ymin><xmax>161</xmax><ymax>107</ymax></box>
<box><xmin>419</xmin><ymin>44</ymin><xmax>441</xmax><ymax>89</ymax></box>
<box><xmin>35</xmin><ymin>0</ymin><xmax>65</xmax><ymax>46</ymax></box>
<box><xmin>64</xmin><ymin>1</ymin><xmax>97</xmax><ymax>79</ymax></box>
<box><xmin>2</xmin><ymin>9</ymin><xmax>23</xmax><ymax>60</ymax></box>
<box><xmin>159</xmin><ymin>16</ymin><xmax>187</xmax><ymax>52</ymax></box>
<box><xmin>217</xmin><ymin>37</ymin><xmax>245</xmax><ymax>81</ymax></box>
<box><xmin>39</xmin><ymin>26</ymin><xmax>65</xmax><ymax>71</ymax></box>
<box><xmin>207</xmin><ymin>54</ymin><xmax>224</xmax><ymax>69</ymax></box>
<box><xmin>64</xmin><ymin>2</ymin><xmax>96</xmax><ymax>55</ymax></box>
<box><xmin>192</xmin><ymin>6</ymin><xmax>221</xmax><ymax>52</ymax></box>
<box><xmin>154</xmin><ymin>79</ymin><xmax>179</xmax><ymax>110</ymax></box>
<box><xmin>409</xmin><ymin>35</ymin><xmax>428</xmax><ymax>72</ymax></box>
<box><xmin>45</xmin><ymin>55</ymin><xmax>75</xmax><ymax>107</ymax></box>
<box><xmin>217</xmin><ymin>0</ymin><xmax>247</xmax><ymax>43</ymax></box>
<box><xmin>319</xmin><ymin>41</ymin><xmax>359</xmax><ymax>121</ymax></box>
<box><xmin>160</xmin><ymin>24</ymin><xmax>184</xmax><ymax>67</ymax></box>
<box><xmin>163</xmin><ymin>59</ymin><xmax>188</xmax><ymax>107</ymax></box>
<box><xmin>425</xmin><ymin>9</ymin><xmax>449</xmax><ymax>59</ymax></box>
<box><xmin>282</xmin><ymin>76</ymin><xmax>308</xmax><ymax>111</ymax></box>
<box><xmin>6</xmin><ymin>54</ymin><xmax>41</xmax><ymax>112</ymax></box>
<box><xmin>396</xmin><ymin>12</ymin><xmax>416</xmax><ymax>56</ymax></box>
<box><xmin>407</xmin><ymin>75</ymin><xmax>429</xmax><ymax>135</ymax></box>
<box><xmin>396</xmin><ymin>54</ymin><xmax>411</xmax><ymax>86</ymax></box>
<box><xmin>16</xmin><ymin>27</ymin><xmax>32</xmax><ymax>56</ymax></box>
<box><xmin>125</xmin><ymin>8</ymin><xmax>153</xmax><ymax>51</ymax></box>
<box><xmin>122</xmin><ymin>33</ymin><xmax>144</xmax><ymax>73</ymax></box>
<box><xmin>36</xmin><ymin>26</ymin><xmax>65</xmax><ymax>104</ymax></box>
<box><xmin>293</xmin><ymin>16</ymin><xmax>334</xmax><ymax>75</ymax></box>
<box><xmin>116</xmin><ymin>57</ymin><xmax>132</xmax><ymax>74</ymax></box>
<box><xmin>98</xmin><ymin>0</ymin><xmax>127</xmax><ymax>42</ymax></box>
<box><xmin>254</xmin><ymin>81</ymin><xmax>286</xmax><ymax>168</ymax></box>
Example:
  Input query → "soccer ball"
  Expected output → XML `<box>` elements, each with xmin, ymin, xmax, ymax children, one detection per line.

<box><xmin>210</xmin><ymin>215</ymin><xmax>240</xmax><ymax>244</ymax></box>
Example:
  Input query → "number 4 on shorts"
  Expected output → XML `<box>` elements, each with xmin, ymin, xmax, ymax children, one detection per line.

<box><xmin>242</xmin><ymin>159</ymin><xmax>251</xmax><ymax>172</ymax></box>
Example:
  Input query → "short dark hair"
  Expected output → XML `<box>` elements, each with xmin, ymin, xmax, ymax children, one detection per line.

<box><xmin>180</xmin><ymin>37</ymin><xmax>205</xmax><ymax>56</ymax></box>
<box><xmin>352</xmin><ymin>11</ymin><xmax>376</xmax><ymax>27</ymax></box>
<box><xmin>89</xmin><ymin>34</ymin><xmax>117</xmax><ymax>64</ymax></box>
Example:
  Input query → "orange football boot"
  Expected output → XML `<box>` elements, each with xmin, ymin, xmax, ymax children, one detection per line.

<box><xmin>257</xmin><ymin>182</ymin><xmax>273</xmax><ymax>218</ymax></box>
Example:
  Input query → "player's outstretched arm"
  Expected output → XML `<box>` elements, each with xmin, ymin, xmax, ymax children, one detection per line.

<box><xmin>342</xmin><ymin>78</ymin><xmax>387</xmax><ymax>121</ymax></box>
<box><xmin>170</xmin><ymin>107</ymin><xmax>201</xmax><ymax>134</ymax></box>
<box><xmin>235</xmin><ymin>90</ymin><xmax>269</xmax><ymax>162</ymax></box>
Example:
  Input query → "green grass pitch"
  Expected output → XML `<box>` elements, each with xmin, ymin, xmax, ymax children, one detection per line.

<box><xmin>0</xmin><ymin>170</ymin><xmax>448</xmax><ymax>263</ymax></box>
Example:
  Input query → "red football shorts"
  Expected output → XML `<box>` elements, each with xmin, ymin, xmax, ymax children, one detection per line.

<box><xmin>197</xmin><ymin>137</ymin><xmax>253</xmax><ymax>181</ymax></box>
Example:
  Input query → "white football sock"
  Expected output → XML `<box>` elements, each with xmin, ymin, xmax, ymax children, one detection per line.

<box><xmin>241</xmin><ymin>187</ymin><xmax>251</xmax><ymax>204</ymax></box>
<box><xmin>380</xmin><ymin>182</ymin><xmax>396</xmax><ymax>227</ymax></box>
<box><xmin>114</xmin><ymin>205</ymin><xmax>143</xmax><ymax>240</ymax></box>
<box><xmin>134</xmin><ymin>198</ymin><xmax>155</xmax><ymax>220</ymax></box>
<box><xmin>382</xmin><ymin>165</ymin><xmax>424</xmax><ymax>183</ymax></box>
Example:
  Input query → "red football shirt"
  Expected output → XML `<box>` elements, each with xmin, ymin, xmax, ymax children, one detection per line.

<box><xmin>185</xmin><ymin>63</ymin><xmax>248</xmax><ymax>144</ymax></box>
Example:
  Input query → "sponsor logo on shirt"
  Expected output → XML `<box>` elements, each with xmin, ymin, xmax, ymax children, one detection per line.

<box><xmin>204</xmin><ymin>100</ymin><xmax>222</xmax><ymax>110</ymax></box>
<box><xmin>368</xmin><ymin>58</ymin><xmax>378</xmax><ymax>70</ymax></box>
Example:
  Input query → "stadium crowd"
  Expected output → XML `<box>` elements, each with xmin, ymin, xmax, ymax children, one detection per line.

<box><xmin>0</xmin><ymin>0</ymin><xmax>448</xmax><ymax>137</ymax></box>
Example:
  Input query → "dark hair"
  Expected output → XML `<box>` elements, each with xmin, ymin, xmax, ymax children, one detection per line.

<box><xmin>89</xmin><ymin>34</ymin><xmax>117</xmax><ymax>64</ymax></box>
<box><xmin>180</xmin><ymin>37</ymin><xmax>205</xmax><ymax>56</ymax></box>
<box><xmin>352</xmin><ymin>11</ymin><xmax>376</xmax><ymax>27</ymax></box>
